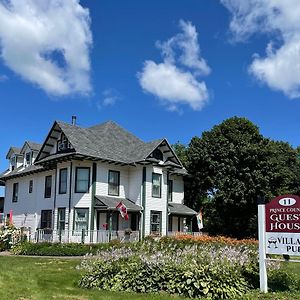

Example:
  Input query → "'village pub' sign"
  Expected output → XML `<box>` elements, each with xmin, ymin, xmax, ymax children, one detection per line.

<box><xmin>265</xmin><ymin>195</ymin><xmax>300</xmax><ymax>256</ymax></box>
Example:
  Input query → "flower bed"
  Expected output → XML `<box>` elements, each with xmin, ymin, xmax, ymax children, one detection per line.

<box><xmin>171</xmin><ymin>234</ymin><xmax>258</xmax><ymax>246</ymax></box>
<box><xmin>78</xmin><ymin>237</ymin><xmax>286</xmax><ymax>299</ymax></box>
<box><xmin>0</xmin><ymin>225</ymin><xmax>26</xmax><ymax>251</ymax></box>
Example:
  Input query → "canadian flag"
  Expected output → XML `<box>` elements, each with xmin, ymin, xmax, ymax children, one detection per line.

<box><xmin>116</xmin><ymin>202</ymin><xmax>129</xmax><ymax>220</ymax></box>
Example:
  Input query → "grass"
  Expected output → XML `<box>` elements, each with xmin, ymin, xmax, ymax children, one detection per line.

<box><xmin>0</xmin><ymin>255</ymin><xmax>299</xmax><ymax>300</ymax></box>
<box><xmin>0</xmin><ymin>256</ymin><xmax>184</xmax><ymax>300</ymax></box>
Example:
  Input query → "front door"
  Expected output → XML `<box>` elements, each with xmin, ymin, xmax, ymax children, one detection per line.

<box><xmin>97</xmin><ymin>211</ymin><xmax>108</xmax><ymax>230</ymax></box>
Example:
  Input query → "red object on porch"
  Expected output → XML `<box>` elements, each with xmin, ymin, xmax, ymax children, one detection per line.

<box><xmin>9</xmin><ymin>209</ymin><xmax>13</xmax><ymax>224</ymax></box>
<box><xmin>116</xmin><ymin>202</ymin><xmax>129</xmax><ymax>220</ymax></box>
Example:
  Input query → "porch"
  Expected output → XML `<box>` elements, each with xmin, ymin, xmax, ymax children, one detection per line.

<box><xmin>31</xmin><ymin>229</ymin><xmax>140</xmax><ymax>244</ymax></box>
<box><xmin>94</xmin><ymin>195</ymin><xmax>141</xmax><ymax>234</ymax></box>
<box><xmin>167</xmin><ymin>202</ymin><xmax>198</xmax><ymax>235</ymax></box>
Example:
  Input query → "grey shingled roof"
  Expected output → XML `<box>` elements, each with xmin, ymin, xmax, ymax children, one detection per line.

<box><xmin>53</xmin><ymin>121</ymin><xmax>165</xmax><ymax>164</ymax></box>
<box><xmin>0</xmin><ymin>165</ymin><xmax>45</xmax><ymax>180</ymax></box>
<box><xmin>11</xmin><ymin>147</ymin><xmax>21</xmax><ymax>154</ymax></box>
<box><xmin>2</xmin><ymin>120</ymin><xmax>184</xmax><ymax>181</ymax></box>
<box><xmin>36</xmin><ymin>153</ymin><xmax>75</xmax><ymax>164</ymax></box>
<box><xmin>94</xmin><ymin>195</ymin><xmax>141</xmax><ymax>211</ymax></box>
<box><xmin>168</xmin><ymin>203</ymin><xmax>197</xmax><ymax>216</ymax></box>
<box><xmin>27</xmin><ymin>141</ymin><xmax>42</xmax><ymax>151</ymax></box>
<box><xmin>6</xmin><ymin>146</ymin><xmax>22</xmax><ymax>159</ymax></box>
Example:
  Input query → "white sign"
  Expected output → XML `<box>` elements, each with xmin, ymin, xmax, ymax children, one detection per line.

<box><xmin>258</xmin><ymin>194</ymin><xmax>300</xmax><ymax>293</ymax></box>
<box><xmin>266</xmin><ymin>232</ymin><xmax>300</xmax><ymax>255</ymax></box>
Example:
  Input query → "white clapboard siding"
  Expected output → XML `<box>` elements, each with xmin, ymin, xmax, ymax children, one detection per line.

<box><xmin>3</xmin><ymin>159</ymin><xmax>185</xmax><ymax>236</ymax></box>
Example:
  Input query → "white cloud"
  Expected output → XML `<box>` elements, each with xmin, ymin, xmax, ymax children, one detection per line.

<box><xmin>0</xmin><ymin>0</ymin><xmax>92</xmax><ymax>95</ymax></box>
<box><xmin>139</xmin><ymin>61</ymin><xmax>208</xmax><ymax>110</ymax></box>
<box><xmin>96</xmin><ymin>88</ymin><xmax>121</xmax><ymax>110</ymax></box>
<box><xmin>138</xmin><ymin>20</ymin><xmax>210</xmax><ymax>111</ymax></box>
<box><xmin>221</xmin><ymin>0</ymin><xmax>300</xmax><ymax>98</ymax></box>
<box><xmin>157</xmin><ymin>20</ymin><xmax>211</xmax><ymax>75</ymax></box>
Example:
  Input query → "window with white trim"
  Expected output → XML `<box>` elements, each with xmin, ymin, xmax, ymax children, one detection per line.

<box><xmin>150</xmin><ymin>211</ymin><xmax>162</xmax><ymax>234</ymax></box>
<box><xmin>29</xmin><ymin>180</ymin><xmax>33</xmax><ymax>193</ymax></box>
<box><xmin>59</xmin><ymin>168</ymin><xmax>67</xmax><ymax>194</ymax></box>
<box><xmin>75</xmin><ymin>167</ymin><xmax>90</xmax><ymax>193</ymax></box>
<box><xmin>168</xmin><ymin>180</ymin><xmax>173</xmax><ymax>201</ymax></box>
<box><xmin>41</xmin><ymin>210</ymin><xmax>52</xmax><ymax>229</ymax></box>
<box><xmin>57</xmin><ymin>208</ymin><xmax>66</xmax><ymax>231</ymax></box>
<box><xmin>152</xmin><ymin>173</ymin><xmax>162</xmax><ymax>198</ymax></box>
<box><xmin>44</xmin><ymin>175</ymin><xmax>52</xmax><ymax>198</ymax></box>
<box><xmin>12</xmin><ymin>182</ymin><xmax>18</xmax><ymax>202</ymax></box>
<box><xmin>108</xmin><ymin>170</ymin><xmax>120</xmax><ymax>196</ymax></box>
<box><xmin>74</xmin><ymin>208</ymin><xmax>89</xmax><ymax>232</ymax></box>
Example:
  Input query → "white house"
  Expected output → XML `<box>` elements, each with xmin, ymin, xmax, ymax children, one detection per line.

<box><xmin>0</xmin><ymin>119</ymin><xmax>196</xmax><ymax>241</ymax></box>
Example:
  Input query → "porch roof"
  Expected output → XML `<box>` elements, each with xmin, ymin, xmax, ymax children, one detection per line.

<box><xmin>168</xmin><ymin>203</ymin><xmax>197</xmax><ymax>216</ymax></box>
<box><xmin>94</xmin><ymin>195</ymin><xmax>141</xmax><ymax>212</ymax></box>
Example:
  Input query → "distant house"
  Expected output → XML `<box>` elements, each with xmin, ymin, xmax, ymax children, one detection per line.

<box><xmin>0</xmin><ymin>119</ymin><xmax>196</xmax><ymax>241</ymax></box>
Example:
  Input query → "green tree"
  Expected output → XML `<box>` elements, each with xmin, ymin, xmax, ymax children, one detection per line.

<box><xmin>186</xmin><ymin>117</ymin><xmax>300</xmax><ymax>238</ymax></box>
<box><xmin>172</xmin><ymin>142</ymin><xmax>188</xmax><ymax>167</ymax></box>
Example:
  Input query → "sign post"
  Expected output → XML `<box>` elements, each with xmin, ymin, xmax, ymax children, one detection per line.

<box><xmin>258</xmin><ymin>196</ymin><xmax>268</xmax><ymax>293</ymax></box>
<box><xmin>258</xmin><ymin>194</ymin><xmax>300</xmax><ymax>293</ymax></box>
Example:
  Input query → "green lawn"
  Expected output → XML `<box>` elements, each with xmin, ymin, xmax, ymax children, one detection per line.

<box><xmin>0</xmin><ymin>256</ymin><xmax>299</xmax><ymax>300</ymax></box>
<box><xmin>0</xmin><ymin>256</ymin><xmax>184</xmax><ymax>300</ymax></box>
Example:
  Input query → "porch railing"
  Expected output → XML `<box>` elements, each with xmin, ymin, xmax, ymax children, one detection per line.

<box><xmin>167</xmin><ymin>231</ymin><xmax>206</xmax><ymax>237</ymax></box>
<box><xmin>24</xmin><ymin>229</ymin><xmax>140</xmax><ymax>244</ymax></box>
<box><xmin>7</xmin><ymin>228</ymin><xmax>206</xmax><ymax>245</ymax></box>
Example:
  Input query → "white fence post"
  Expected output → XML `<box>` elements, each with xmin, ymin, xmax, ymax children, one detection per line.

<box><xmin>258</xmin><ymin>199</ymin><xmax>268</xmax><ymax>293</ymax></box>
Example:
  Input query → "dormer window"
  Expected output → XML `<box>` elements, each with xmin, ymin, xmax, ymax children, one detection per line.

<box><xmin>25</xmin><ymin>152</ymin><xmax>32</xmax><ymax>166</ymax></box>
<box><xmin>152</xmin><ymin>149</ymin><xmax>163</xmax><ymax>161</ymax></box>
<box><xmin>10</xmin><ymin>157</ymin><xmax>16</xmax><ymax>171</ymax></box>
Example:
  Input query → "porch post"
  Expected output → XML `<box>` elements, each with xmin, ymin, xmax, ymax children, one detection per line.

<box><xmin>90</xmin><ymin>163</ymin><xmax>97</xmax><ymax>243</ymax></box>
<box><xmin>141</xmin><ymin>166</ymin><xmax>147</xmax><ymax>239</ymax></box>
<box><xmin>108</xmin><ymin>212</ymin><xmax>112</xmax><ymax>242</ymax></box>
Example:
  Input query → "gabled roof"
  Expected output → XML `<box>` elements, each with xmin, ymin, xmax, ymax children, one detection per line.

<box><xmin>35</xmin><ymin>120</ymin><xmax>183</xmax><ymax>167</ymax></box>
<box><xmin>20</xmin><ymin>141</ymin><xmax>42</xmax><ymax>154</ymax></box>
<box><xmin>6</xmin><ymin>147</ymin><xmax>22</xmax><ymax>159</ymax></box>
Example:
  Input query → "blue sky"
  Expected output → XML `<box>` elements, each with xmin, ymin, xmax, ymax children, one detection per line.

<box><xmin>1</xmin><ymin>0</ymin><xmax>300</xmax><ymax>195</ymax></box>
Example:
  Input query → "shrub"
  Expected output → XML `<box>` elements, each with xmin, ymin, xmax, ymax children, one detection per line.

<box><xmin>78</xmin><ymin>238</ymin><xmax>298</xmax><ymax>298</ymax></box>
<box><xmin>78</xmin><ymin>239</ymin><xmax>261</xmax><ymax>299</ymax></box>
<box><xmin>11</xmin><ymin>241</ymin><xmax>132</xmax><ymax>256</ymax></box>
<box><xmin>0</xmin><ymin>225</ymin><xmax>25</xmax><ymax>251</ymax></box>
<box><xmin>268</xmin><ymin>269</ymin><xmax>300</xmax><ymax>292</ymax></box>
<box><xmin>79</xmin><ymin>255</ymin><xmax>249</xmax><ymax>299</ymax></box>
<box><xmin>169</xmin><ymin>234</ymin><xmax>258</xmax><ymax>247</ymax></box>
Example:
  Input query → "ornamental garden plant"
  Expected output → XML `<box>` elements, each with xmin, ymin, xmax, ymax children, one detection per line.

<box><xmin>78</xmin><ymin>237</ymin><xmax>297</xmax><ymax>299</ymax></box>
<box><xmin>0</xmin><ymin>225</ymin><xmax>25</xmax><ymax>251</ymax></box>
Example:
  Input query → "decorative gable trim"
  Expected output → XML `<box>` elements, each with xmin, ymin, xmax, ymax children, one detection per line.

<box><xmin>35</xmin><ymin>121</ymin><xmax>75</xmax><ymax>163</ymax></box>
<box><xmin>145</xmin><ymin>139</ymin><xmax>183</xmax><ymax>168</ymax></box>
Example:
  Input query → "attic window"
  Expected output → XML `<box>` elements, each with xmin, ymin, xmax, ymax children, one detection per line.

<box><xmin>57</xmin><ymin>133</ymin><xmax>70</xmax><ymax>152</ymax></box>
<box><xmin>152</xmin><ymin>149</ymin><xmax>163</xmax><ymax>161</ymax></box>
